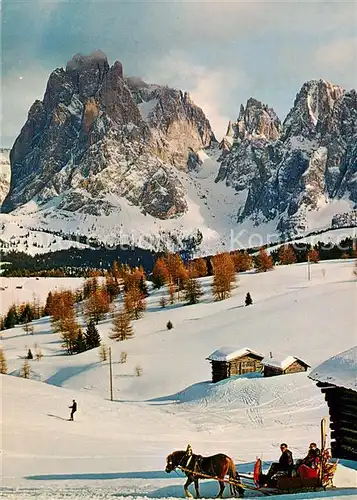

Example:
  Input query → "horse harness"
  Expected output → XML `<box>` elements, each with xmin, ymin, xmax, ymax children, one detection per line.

<box><xmin>179</xmin><ymin>450</ymin><xmax>213</xmax><ymax>478</ymax></box>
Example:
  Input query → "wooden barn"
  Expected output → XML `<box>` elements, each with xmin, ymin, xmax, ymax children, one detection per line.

<box><xmin>262</xmin><ymin>354</ymin><xmax>310</xmax><ymax>377</ymax></box>
<box><xmin>206</xmin><ymin>346</ymin><xmax>264</xmax><ymax>383</ymax></box>
<box><xmin>309</xmin><ymin>346</ymin><xmax>357</xmax><ymax>461</ymax></box>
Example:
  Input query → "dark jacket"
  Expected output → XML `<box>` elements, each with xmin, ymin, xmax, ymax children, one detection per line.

<box><xmin>303</xmin><ymin>448</ymin><xmax>320</xmax><ymax>467</ymax></box>
<box><xmin>70</xmin><ymin>402</ymin><xmax>77</xmax><ymax>412</ymax></box>
<box><xmin>279</xmin><ymin>449</ymin><xmax>293</xmax><ymax>470</ymax></box>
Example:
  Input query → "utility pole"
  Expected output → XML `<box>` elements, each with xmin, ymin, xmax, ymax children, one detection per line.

<box><xmin>109</xmin><ymin>347</ymin><xmax>113</xmax><ymax>401</ymax></box>
<box><xmin>307</xmin><ymin>255</ymin><xmax>311</xmax><ymax>281</ymax></box>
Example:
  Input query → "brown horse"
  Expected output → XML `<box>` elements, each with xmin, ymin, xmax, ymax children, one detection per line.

<box><xmin>165</xmin><ymin>449</ymin><xmax>244</xmax><ymax>498</ymax></box>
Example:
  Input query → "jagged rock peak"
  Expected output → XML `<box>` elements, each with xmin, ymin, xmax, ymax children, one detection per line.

<box><xmin>221</xmin><ymin>98</ymin><xmax>281</xmax><ymax>146</ymax></box>
<box><xmin>282</xmin><ymin>79</ymin><xmax>345</xmax><ymax>139</ymax></box>
<box><xmin>66</xmin><ymin>50</ymin><xmax>109</xmax><ymax>72</ymax></box>
<box><xmin>237</xmin><ymin>97</ymin><xmax>281</xmax><ymax>140</ymax></box>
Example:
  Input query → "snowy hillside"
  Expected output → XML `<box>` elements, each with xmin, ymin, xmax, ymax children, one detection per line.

<box><xmin>2</xmin><ymin>260</ymin><xmax>357</xmax><ymax>499</ymax></box>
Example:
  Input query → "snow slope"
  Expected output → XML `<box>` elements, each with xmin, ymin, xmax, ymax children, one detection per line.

<box><xmin>1</xmin><ymin>260</ymin><xmax>357</xmax><ymax>498</ymax></box>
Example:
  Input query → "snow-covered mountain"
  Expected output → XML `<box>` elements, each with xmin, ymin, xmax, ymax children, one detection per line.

<box><xmin>217</xmin><ymin>80</ymin><xmax>357</xmax><ymax>236</ymax></box>
<box><xmin>1</xmin><ymin>51</ymin><xmax>356</xmax><ymax>255</ymax></box>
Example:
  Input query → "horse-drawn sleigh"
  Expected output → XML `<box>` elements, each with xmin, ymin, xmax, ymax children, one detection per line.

<box><xmin>165</xmin><ymin>418</ymin><xmax>338</xmax><ymax>497</ymax></box>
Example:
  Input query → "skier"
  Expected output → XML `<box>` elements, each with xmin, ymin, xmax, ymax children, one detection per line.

<box><xmin>69</xmin><ymin>399</ymin><xmax>77</xmax><ymax>421</ymax></box>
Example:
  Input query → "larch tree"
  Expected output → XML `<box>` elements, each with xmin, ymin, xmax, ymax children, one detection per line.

<box><xmin>124</xmin><ymin>287</ymin><xmax>146</xmax><ymax>320</ymax></box>
<box><xmin>232</xmin><ymin>251</ymin><xmax>253</xmax><ymax>272</ymax></box>
<box><xmin>110</xmin><ymin>310</ymin><xmax>134</xmax><ymax>341</ymax></box>
<box><xmin>85</xmin><ymin>288</ymin><xmax>110</xmax><ymax>324</ymax></box>
<box><xmin>21</xmin><ymin>359</ymin><xmax>31</xmax><ymax>379</ymax></box>
<box><xmin>194</xmin><ymin>257</ymin><xmax>208</xmax><ymax>277</ymax></box>
<box><xmin>211</xmin><ymin>252</ymin><xmax>236</xmax><ymax>301</ymax></box>
<box><xmin>255</xmin><ymin>248</ymin><xmax>274</xmax><ymax>272</ymax></box>
<box><xmin>152</xmin><ymin>257</ymin><xmax>170</xmax><ymax>288</ymax></box>
<box><xmin>0</xmin><ymin>347</ymin><xmax>7</xmax><ymax>374</ymax></box>
<box><xmin>308</xmin><ymin>248</ymin><xmax>320</xmax><ymax>263</ymax></box>
<box><xmin>278</xmin><ymin>245</ymin><xmax>297</xmax><ymax>265</ymax></box>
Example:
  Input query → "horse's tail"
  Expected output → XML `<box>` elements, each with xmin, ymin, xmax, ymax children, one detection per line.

<box><xmin>228</xmin><ymin>459</ymin><xmax>244</xmax><ymax>498</ymax></box>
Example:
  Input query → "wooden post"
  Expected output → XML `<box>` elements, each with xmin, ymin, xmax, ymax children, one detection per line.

<box><xmin>109</xmin><ymin>347</ymin><xmax>113</xmax><ymax>401</ymax></box>
<box><xmin>307</xmin><ymin>255</ymin><xmax>311</xmax><ymax>281</ymax></box>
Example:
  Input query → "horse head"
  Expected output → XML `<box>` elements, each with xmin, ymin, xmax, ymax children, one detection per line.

<box><xmin>165</xmin><ymin>450</ymin><xmax>188</xmax><ymax>473</ymax></box>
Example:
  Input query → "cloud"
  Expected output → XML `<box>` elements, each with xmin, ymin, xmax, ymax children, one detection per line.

<box><xmin>2</xmin><ymin>0</ymin><xmax>357</xmax><ymax>146</ymax></box>
<box><xmin>315</xmin><ymin>38</ymin><xmax>357</xmax><ymax>75</ymax></box>
<box><xmin>2</xmin><ymin>66</ymin><xmax>50</xmax><ymax>148</ymax></box>
<box><xmin>143</xmin><ymin>51</ymin><xmax>250</xmax><ymax>139</ymax></box>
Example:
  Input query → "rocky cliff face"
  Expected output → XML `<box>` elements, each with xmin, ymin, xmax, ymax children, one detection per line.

<box><xmin>216</xmin><ymin>80</ymin><xmax>357</xmax><ymax>235</ymax></box>
<box><xmin>2</xmin><ymin>51</ymin><xmax>215</xmax><ymax>218</ymax></box>
<box><xmin>0</xmin><ymin>149</ymin><xmax>10</xmax><ymax>205</ymax></box>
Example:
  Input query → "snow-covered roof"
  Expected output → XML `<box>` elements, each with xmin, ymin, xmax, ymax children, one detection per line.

<box><xmin>207</xmin><ymin>346</ymin><xmax>264</xmax><ymax>362</ymax></box>
<box><xmin>309</xmin><ymin>346</ymin><xmax>357</xmax><ymax>392</ymax></box>
<box><xmin>262</xmin><ymin>354</ymin><xmax>310</xmax><ymax>370</ymax></box>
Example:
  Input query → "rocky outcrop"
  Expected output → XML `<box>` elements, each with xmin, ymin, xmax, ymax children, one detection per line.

<box><xmin>216</xmin><ymin>80</ymin><xmax>357</xmax><ymax>236</ymax></box>
<box><xmin>2</xmin><ymin>51</ymin><xmax>216</xmax><ymax>218</ymax></box>
<box><xmin>0</xmin><ymin>149</ymin><xmax>10</xmax><ymax>205</ymax></box>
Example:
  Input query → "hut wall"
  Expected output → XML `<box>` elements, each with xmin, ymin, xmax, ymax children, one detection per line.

<box><xmin>318</xmin><ymin>383</ymin><xmax>357</xmax><ymax>461</ymax></box>
<box><xmin>211</xmin><ymin>361</ymin><xmax>230</xmax><ymax>383</ymax></box>
<box><xmin>284</xmin><ymin>360</ymin><xmax>308</xmax><ymax>374</ymax></box>
<box><xmin>229</xmin><ymin>355</ymin><xmax>262</xmax><ymax>376</ymax></box>
<box><xmin>263</xmin><ymin>365</ymin><xmax>283</xmax><ymax>377</ymax></box>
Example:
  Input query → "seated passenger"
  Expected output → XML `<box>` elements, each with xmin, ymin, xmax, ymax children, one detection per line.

<box><xmin>265</xmin><ymin>443</ymin><xmax>294</xmax><ymax>483</ymax></box>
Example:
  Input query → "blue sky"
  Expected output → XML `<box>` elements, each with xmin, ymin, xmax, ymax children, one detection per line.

<box><xmin>2</xmin><ymin>0</ymin><xmax>357</xmax><ymax>147</ymax></box>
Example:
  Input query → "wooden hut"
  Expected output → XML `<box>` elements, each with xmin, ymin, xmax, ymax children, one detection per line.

<box><xmin>262</xmin><ymin>354</ymin><xmax>310</xmax><ymax>377</ymax></box>
<box><xmin>206</xmin><ymin>346</ymin><xmax>264</xmax><ymax>383</ymax></box>
<box><xmin>309</xmin><ymin>346</ymin><xmax>357</xmax><ymax>461</ymax></box>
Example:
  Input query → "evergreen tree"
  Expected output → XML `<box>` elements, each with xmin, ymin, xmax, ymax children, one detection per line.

<box><xmin>44</xmin><ymin>291</ymin><xmax>53</xmax><ymax>316</ymax></box>
<box><xmin>183</xmin><ymin>277</ymin><xmax>204</xmax><ymax>305</ymax></box>
<box><xmin>85</xmin><ymin>320</ymin><xmax>101</xmax><ymax>349</ymax></box>
<box><xmin>74</xmin><ymin>330</ymin><xmax>87</xmax><ymax>353</ymax></box>
<box><xmin>166</xmin><ymin>320</ymin><xmax>173</xmax><ymax>330</ymax></box>
<box><xmin>19</xmin><ymin>303</ymin><xmax>34</xmax><ymax>324</ymax></box>
<box><xmin>0</xmin><ymin>347</ymin><xmax>7</xmax><ymax>374</ymax></box>
<box><xmin>110</xmin><ymin>310</ymin><xmax>134</xmax><ymax>341</ymax></box>
<box><xmin>245</xmin><ymin>292</ymin><xmax>253</xmax><ymax>306</ymax></box>
<box><xmin>4</xmin><ymin>305</ymin><xmax>18</xmax><ymax>329</ymax></box>
<box><xmin>27</xmin><ymin>348</ymin><xmax>33</xmax><ymax>360</ymax></box>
